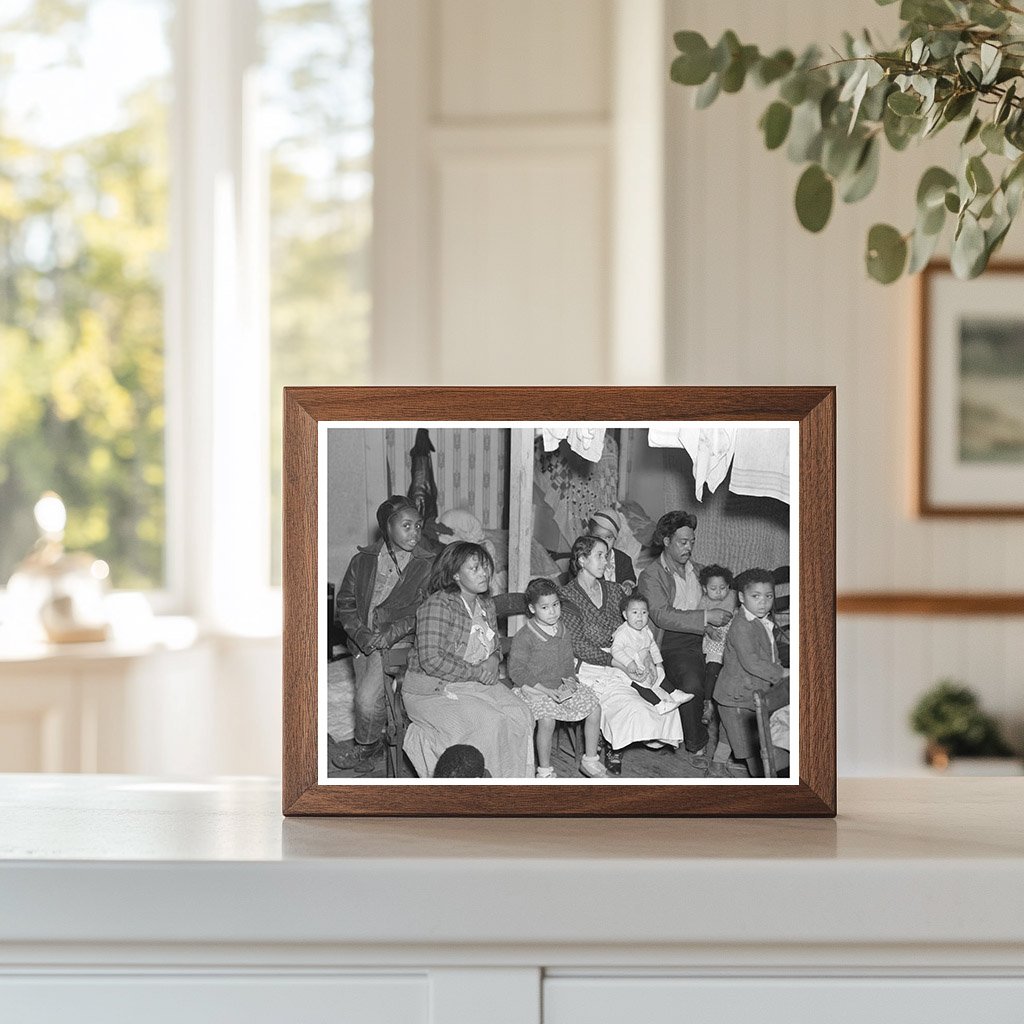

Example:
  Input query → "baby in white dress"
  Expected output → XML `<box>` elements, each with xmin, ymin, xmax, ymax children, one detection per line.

<box><xmin>611</xmin><ymin>593</ymin><xmax>691</xmax><ymax>715</ymax></box>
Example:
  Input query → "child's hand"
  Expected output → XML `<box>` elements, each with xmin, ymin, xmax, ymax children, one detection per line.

<box><xmin>625</xmin><ymin>661</ymin><xmax>645</xmax><ymax>682</ymax></box>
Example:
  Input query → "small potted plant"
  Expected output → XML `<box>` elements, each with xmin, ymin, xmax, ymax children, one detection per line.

<box><xmin>910</xmin><ymin>680</ymin><xmax>1018</xmax><ymax>773</ymax></box>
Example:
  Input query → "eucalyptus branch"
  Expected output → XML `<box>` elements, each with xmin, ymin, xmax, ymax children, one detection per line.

<box><xmin>670</xmin><ymin>2</ymin><xmax>1024</xmax><ymax>283</ymax></box>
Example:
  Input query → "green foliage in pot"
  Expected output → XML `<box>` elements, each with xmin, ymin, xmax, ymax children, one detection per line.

<box><xmin>909</xmin><ymin>679</ymin><xmax>1014</xmax><ymax>756</ymax></box>
<box><xmin>671</xmin><ymin>0</ymin><xmax>1024</xmax><ymax>283</ymax></box>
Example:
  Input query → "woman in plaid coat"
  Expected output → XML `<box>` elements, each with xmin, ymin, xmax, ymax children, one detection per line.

<box><xmin>402</xmin><ymin>542</ymin><xmax>536</xmax><ymax>778</ymax></box>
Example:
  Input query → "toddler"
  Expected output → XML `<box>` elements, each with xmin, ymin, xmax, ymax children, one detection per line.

<box><xmin>508</xmin><ymin>578</ymin><xmax>608</xmax><ymax>779</ymax></box>
<box><xmin>713</xmin><ymin>568</ymin><xmax>789</xmax><ymax>777</ymax></box>
<box><xmin>611</xmin><ymin>593</ymin><xmax>690</xmax><ymax>715</ymax></box>
<box><xmin>698</xmin><ymin>564</ymin><xmax>738</xmax><ymax>697</ymax></box>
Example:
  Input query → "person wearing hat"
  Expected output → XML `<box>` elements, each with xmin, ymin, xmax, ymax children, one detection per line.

<box><xmin>333</xmin><ymin>495</ymin><xmax>436</xmax><ymax>771</ymax></box>
<box><xmin>587</xmin><ymin>508</ymin><xmax>637</xmax><ymax>592</ymax></box>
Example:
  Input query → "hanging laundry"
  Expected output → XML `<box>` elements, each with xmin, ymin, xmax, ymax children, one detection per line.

<box><xmin>730</xmin><ymin>427</ymin><xmax>791</xmax><ymax>504</ymax></box>
<box><xmin>538</xmin><ymin>426</ymin><xmax>606</xmax><ymax>463</ymax></box>
<box><xmin>647</xmin><ymin>426</ymin><xmax>736</xmax><ymax>501</ymax></box>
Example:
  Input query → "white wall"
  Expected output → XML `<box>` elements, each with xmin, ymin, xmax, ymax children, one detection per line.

<box><xmin>663</xmin><ymin>0</ymin><xmax>1024</xmax><ymax>772</ymax></box>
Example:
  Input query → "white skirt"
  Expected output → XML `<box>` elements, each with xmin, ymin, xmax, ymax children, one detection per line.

<box><xmin>577</xmin><ymin>663</ymin><xmax>684</xmax><ymax>750</ymax></box>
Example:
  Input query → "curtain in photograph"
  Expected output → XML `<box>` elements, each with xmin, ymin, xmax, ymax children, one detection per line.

<box><xmin>534</xmin><ymin>432</ymin><xmax>619</xmax><ymax>547</ymax></box>
<box><xmin>658</xmin><ymin>452</ymin><xmax>791</xmax><ymax>574</ymax></box>
<box><xmin>385</xmin><ymin>428</ymin><xmax>507</xmax><ymax>528</ymax></box>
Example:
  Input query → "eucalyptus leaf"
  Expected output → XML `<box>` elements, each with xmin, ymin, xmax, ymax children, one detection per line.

<box><xmin>842</xmin><ymin>137</ymin><xmax>881</xmax><ymax>203</ymax></box>
<box><xmin>970</xmin><ymin>2</ymin><xmax>1009</xmax><ymax>30</ymax></box>
<box><xmin>710</xmin><ymin>31</ymin><xmax>740</xmax><ymax>74</ymax></box>
<box><xmin>822</xmin><ymin>128</ymin><xmax>863</xmax><ymax>177</ymax></box>
<box><xmin>694</xmin><ymin>73</ymin><xmax>721</xmax><ymax>109</ymax></box>
<box><xmin>721</xmin><ymin>45</ymin><xmax>759</xmax><ymax>93</ymax></box>
<box><xmin>995</xmin><ymin>82</ymin><xmax>1017</xmax><ymax>124</ymax></box>
<box><xmin>884</xmin><ymin>106</ymin><xmax>920</xmax><ymax>149</ymax></box>
<box><xmin>795</xmin><ymin>164</ymin><xmax>834</xmax><ymax>232</ymax></box>
<box><xmin>888</xmin><ymin>91</ymin><xmax>921</xmax><ymax>115</ymax></box>
<box><xmin>866</xmin><ymin>223</ymin><xmax>908</xmax><ymax>283</ymax></box>
<box><xmin>908</xmin><ymin>221</ymin><xmax>943</xmax><ymax>273</ymax></box>
<box><xmin>787</xmin><ymin>100</ymin><xmax>824</xmax><ymax>162</ymax></box>
<box><xmin>951</xmin><ymin>211</ymin><xmax>986</xmax><ymax>278</ymax></box>
<box><xmin>754</xmin><ymin>49</ymin><xmax>795</xmax><ymax>87</ymax></box>
<box><xmin>942</xmin><ymin>92</ymin><xmax>974</xmax><ymax>122</ymax></box>
<box><xmin>967</xmin><ymin>154</ymin><xmax>995</xmax><ymax>196</ymax></box>
<box><xmin>917</xmin><ymin>166</ymin><xmax>957</xmax><ymax>210</ymax></box>
<box><xmin>860</xmin><ymin>79</ymin><xmax>892</xmax><ymax>122</ymax></box>
<box><xmin>962</xmin><ymin>115</ymin><xmax>983</xmax><ymax>145</ymax></box>
<box><xmin>921</xmin><ymin>200</ymin><xmax>946</xmax><ymax>235</ymax></box>
<box><xmin>760</xmin><ymin>101</ymin><xmax>793</xmax><ymax>150</ymax></box>
<box><xmin>944</xmin><ymin>190</ymin><xmax>961</xmax><ymax>213</ymax></box>
<box><xmin>779</xmin><ymin>74</ymin><xmax>807</xmax><ymax>106</ymax></box>
<box><xmin>981</xmin><ymin>122</ymin><xmax>1005</xmax><ymax>155</ymax></box>
<box><xmin>980</xmin><ymin>42</ymin><xmax>1002</xmax><ymax>87</ymax></box>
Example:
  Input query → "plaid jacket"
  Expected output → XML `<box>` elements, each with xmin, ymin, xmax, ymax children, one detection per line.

<box><xmin>408</xmin><ymin>589</ymin><xmax>497</xmax><ymax>682</ymax></box>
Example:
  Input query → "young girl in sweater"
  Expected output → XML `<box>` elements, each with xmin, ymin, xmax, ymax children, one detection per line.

<box><xmin>508</xmin><ymin>578</ymin><xmax>607</xmax><ymax>779</ymax></box>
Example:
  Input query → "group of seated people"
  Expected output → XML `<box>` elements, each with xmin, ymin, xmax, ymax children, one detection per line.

<box><xmin>331</xmin><ymin>495</ymin><xmax>789</xmax><ymax>779</ymax></box>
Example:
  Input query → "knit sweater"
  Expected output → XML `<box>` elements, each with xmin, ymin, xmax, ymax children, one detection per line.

<box><xmin>507</xmin><ymin>620</ymin><xmax>576</xmax><ymax>691</ymax></box>
<box><xmin>558</xmin><ymin>578</ymin><xmax>626</xmax><ymax>667</ymax></box>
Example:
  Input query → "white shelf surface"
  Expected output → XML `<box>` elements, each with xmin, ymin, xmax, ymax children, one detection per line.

<box><xmin>1</xmin><ymin>775</ymin><xmax>1022</xmax><ymax>958</ymax></box>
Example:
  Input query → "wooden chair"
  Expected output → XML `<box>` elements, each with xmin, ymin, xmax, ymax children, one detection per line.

<box><xmin>380</xmin><ymin>647</ymin><xmax>412</xmax><ymax>778</ymax></box>
<box><xmin>326</xmin><ymin>583</ymin><xmax>348</xmax><ymax>662</ymax></box>
<box><xmin>753</xmin><ymin>679</ymin><xmax>790</xmax><ymax>779</ymax></box>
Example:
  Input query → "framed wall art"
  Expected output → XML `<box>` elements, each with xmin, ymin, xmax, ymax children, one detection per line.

<box><xmin>282</xmin><ymin>387</ymin><xmax>836</xmax><ymax>816</ymax></box>
<box><xmin>917</xmin><ymin>261</ymin><xmax>1024</xmax><ymax>517</ymax></box>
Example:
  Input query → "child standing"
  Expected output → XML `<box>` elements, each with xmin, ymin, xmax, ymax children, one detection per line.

<box><xmin>611</xmin><ymin>593</ymin><xmax>691</xmax><ymax>715</ymax></box>
<box><xmin>508</xmin><ymin>578</ymin><xmax>608</xmax><ymax>779</ymax></box>
<box><xmin>698</xmin><ymin>564</ymin><xmax>737</xmax><ymax>696</ymax></box>
<box><xmin>713</xmin><ymin>568</ymin><xmax>789</xmax><ymax>777</ymax></box>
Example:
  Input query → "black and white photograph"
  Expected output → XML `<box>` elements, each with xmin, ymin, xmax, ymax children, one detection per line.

<box><xmin>319</xmin><ymin>421</ymin><xmax>797</xmax><ymax>784</ymax></box>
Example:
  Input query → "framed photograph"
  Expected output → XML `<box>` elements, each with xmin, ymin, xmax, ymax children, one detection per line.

<box><xmin>917</xmin><ymin>261</ymin><xmax>1024</xmax><ymax>517</ymax></box>
<box><xmin>283</xmin><ymin>387</ymin><xmax>836</xmax><ymax>816</ymax></box>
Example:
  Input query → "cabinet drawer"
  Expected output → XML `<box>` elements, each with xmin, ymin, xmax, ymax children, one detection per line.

<box><xmin>544</xmin><ymin>977</ymin><xmax>1024</xmax><ymax>1023</ymax></box>
<box><xmin>0</xmin><ymin>974</ymin><xmax>427</xmax><ymax>1024</ymax></box>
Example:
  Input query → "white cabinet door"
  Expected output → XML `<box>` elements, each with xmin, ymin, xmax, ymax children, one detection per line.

<box><xmin>0</xmin><ymin>974</ymin><xmax>428</xmax><ymax>1024</ymax></box>
<box><xmin>544</xmin><ymin>977</ymin><xmax>1024</xmax><ymax>1023</ymax></box>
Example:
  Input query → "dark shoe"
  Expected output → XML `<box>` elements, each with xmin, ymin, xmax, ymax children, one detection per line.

<box><xmin>332</xmin><ymin>739</ymin><xmax>384</xmax><ymax>770</ymax></box>
<box><xmin>605</xmin><ymin>747</ymin><xmax>623</xmax><ymax>776</ymax></box>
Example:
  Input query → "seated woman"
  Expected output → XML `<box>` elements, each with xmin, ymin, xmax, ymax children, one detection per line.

<box><xmin>558</xmin><ymin>535</ymin><xmax>683</xmax><ymax>774</ymax></box>
<box><xmin>333</xmin><ymin>495</ymin><xmax>435</xmax><ymax>771</ymax></box>
<box><xmin>402</xmin><ymin>541</ymin><xmax>536</xmax><ymax>778</ymax></box>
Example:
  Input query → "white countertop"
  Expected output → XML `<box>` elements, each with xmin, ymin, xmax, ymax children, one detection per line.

<box><xmin>1</xmin><ymin>775</ymin><xmax>1022</xmax><ymax>956</ymax></box>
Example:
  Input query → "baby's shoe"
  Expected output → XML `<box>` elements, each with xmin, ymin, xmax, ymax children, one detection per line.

<box><xmin>580</xmin><ymin>755</ymin><xmax>608</xmax><ymax>778</ymax></box>
<box><xmin>536</xmin><ymin>765</ymin><xmax>557</xmax><ymax>779</ymax></box>
<box><xmin>655</xmin><ymin>699</ymin><xmax>679</xmax><ymax>715</ymax></box>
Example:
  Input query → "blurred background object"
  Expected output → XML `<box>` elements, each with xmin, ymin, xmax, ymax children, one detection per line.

<box><xmin>5</xmin><ymin>492</ymin><xmax>111</xmax><ymax>644</ymax></box>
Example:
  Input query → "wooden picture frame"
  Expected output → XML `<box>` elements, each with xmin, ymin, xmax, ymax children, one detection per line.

<box><xmin>283</xmin><ymin>387</ymin><xmax>836</xmax><ymax>816</ymax></box>
<box><xmin>917</xmin><ymin>261</ymin><xmax>1024</xmax><ymax>517</ymax></box>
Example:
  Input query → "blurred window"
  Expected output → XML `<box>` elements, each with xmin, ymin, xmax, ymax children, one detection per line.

<box><xmin>0</xmin><ymin>0</ymin><xmax>172</xmax><ymax>589</ymax></box>
<box><xmin>261</xmin><ymin>0</ymin><xmax>372</xmax><ymax>583</ymax></box>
